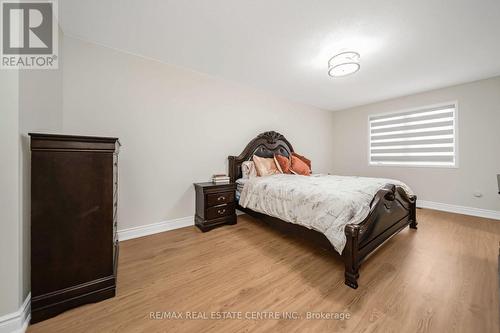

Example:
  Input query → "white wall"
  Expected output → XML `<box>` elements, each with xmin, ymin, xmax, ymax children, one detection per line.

<box><xmin>18</xmin><ymin>56</ymin><xmax>63</xmax><ymax>301</ymax></box>
<box><xmin>0</xmin><ymin>28</ymin><xmax>63</xmax><ymax>323</ymax></box>
<box><xmin>0</xmin><ymin>41</ymin><xmax>62</xmax><ymax>332</ymax></box>
<box><xmin>62</xmin><ymin>36</ymin><xmax>335</xmax><ymax>230</ymax></box>
<box><xmin>331</xmin><ymin>77</ymin><xmax>500</xmax><ymax>212</ymax></box>
<box><xmin>0</xmin><ymin>71</ymin><xmax>22</xmax><ymax>317</ymax></box>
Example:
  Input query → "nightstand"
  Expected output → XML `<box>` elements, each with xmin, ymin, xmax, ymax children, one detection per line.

<box><xmin>194</xmin><ymin>182</ymin><xmax>237</xmax><ymax>232</ymax></box>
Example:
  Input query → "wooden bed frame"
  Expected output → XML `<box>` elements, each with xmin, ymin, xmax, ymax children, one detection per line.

<box><xmin>228</xmin><ymin>131</ymin><xmax>418</xmax><ymax>289</ymax></box>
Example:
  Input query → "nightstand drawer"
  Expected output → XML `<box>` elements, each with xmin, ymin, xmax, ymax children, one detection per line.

<box><xmin>206</xmin><ymin>203</ymin><xmax>235</xmax><ymax>220</ymax></box>
<box><xmin>206</xmin><ymin>191</ymin><xmax>234</xmax><ymax>207</ymax></box>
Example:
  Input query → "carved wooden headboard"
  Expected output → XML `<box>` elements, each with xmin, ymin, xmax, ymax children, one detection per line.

<box><xmin>228</xmin><ymin>131</ymin><xmax>294</xmax><ymax>182</ymax></box>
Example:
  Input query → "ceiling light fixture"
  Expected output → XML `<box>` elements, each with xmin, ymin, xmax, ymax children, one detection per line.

<box><xmin>328</xmin><ymin>51</ymin><xmax>360</xmax><ymax>77</ymax></box>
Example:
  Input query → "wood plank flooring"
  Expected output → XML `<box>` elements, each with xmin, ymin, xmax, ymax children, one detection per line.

<box><xmin>28</xmin><ymin>209</ymin><xmax>500</xmax><ymax>333</ymax></box>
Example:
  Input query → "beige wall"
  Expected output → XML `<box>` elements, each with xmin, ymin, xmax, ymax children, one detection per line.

<box><xmin>331</xmin><ymin>77</ymin><xmax>500</xmax><ymax>211</ymax></box>
<box><xmin>0</xmin><ymin>71</ymin><xmax>22</xmax><ymax>316</ymax></box>
<box><xmin>61</xmin><ymin>36</ymin><xmax>335</xmax><ymax>230</ymax></box>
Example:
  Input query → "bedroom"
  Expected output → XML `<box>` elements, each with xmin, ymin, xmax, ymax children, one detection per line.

<box><xmin>0</xmin><ymin>0</ymin><xmax>499</xmax><ymax>332</ymax></box>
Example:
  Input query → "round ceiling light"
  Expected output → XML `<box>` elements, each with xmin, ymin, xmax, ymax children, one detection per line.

<box><xmin>328</xmin><ymin>51</ymin><xmax>360</xmax><ymax>77</ymax></box>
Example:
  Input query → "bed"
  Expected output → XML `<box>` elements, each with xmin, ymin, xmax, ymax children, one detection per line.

<box><xmin>228</xmin><ymin>131</ymin><xmax>418</xmax><ymax>289</ymax></box>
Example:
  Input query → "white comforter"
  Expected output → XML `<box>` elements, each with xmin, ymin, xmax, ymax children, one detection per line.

<box><xmin>239</xmin><ymin>174</ymin><xmax>413</xmax><ymax>253</ymax></box>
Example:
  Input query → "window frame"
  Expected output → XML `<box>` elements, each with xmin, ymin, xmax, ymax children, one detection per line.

<box><xmin>367</xmin><ymin>101</ymin><xmax>459</xmax><ymax>168</ymax></box>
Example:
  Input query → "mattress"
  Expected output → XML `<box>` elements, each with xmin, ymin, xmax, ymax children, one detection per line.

<box><xmin>235</xmin><ymin>178</ymin><xmax>248</xmax><ymax>201</ymax></box>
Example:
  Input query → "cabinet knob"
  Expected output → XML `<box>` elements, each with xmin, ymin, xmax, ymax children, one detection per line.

<box><xmin>217</xmin><ymin>196</ymin><xmax>225</xmax><ymax>201</ymax></box>
<box><xmin>217</xmin><ymin>208</ymin><xmax>226</xmax><ymax>215</ymax></box>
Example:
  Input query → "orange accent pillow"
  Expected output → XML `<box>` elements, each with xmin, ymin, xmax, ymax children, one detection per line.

<box><xmin>274</xmin><ymin>154</ymin><xmax>292</xmax><ymax>174</ymax></box>
<box><xmin>253</xmin><ymin>155</ymin><xmax>281</xmax><ymax>177</ymax></box>
<box><xmin>292</xmin><ymin>152</ymin><xmax>311</xmax><ymax>170</ymax></box>
<box><xmin>290</xmin><ymin>155</ymin><xmax>311</xmax><ymax>176</ymax></box>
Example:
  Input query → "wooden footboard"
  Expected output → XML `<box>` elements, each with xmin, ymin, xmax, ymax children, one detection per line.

<box><xmin>343</xmin><ymin>184</ymin><xmax>417</xmax><ymax>289</ymax></box>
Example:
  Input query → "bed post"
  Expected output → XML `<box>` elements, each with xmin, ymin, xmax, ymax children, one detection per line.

<box><xmin>343</xmin><ymin>224</ymin><xmax>360</xmax><ymax>289</ymax></box>
<box><xmin>228</xmin><ymin>156</ymin><xmax>236</xmax><ymax>183</ymax></box>
<box><xmin>409</xmin><ymin>195</ymin><xmax>418</xmax><ymax>229</ymax></box>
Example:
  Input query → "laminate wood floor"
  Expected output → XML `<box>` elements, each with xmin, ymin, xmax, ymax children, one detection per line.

<box><xmin>28</xmin><ymin>209</ymin><xmax>500</xmax><ymax>333</ymax></box>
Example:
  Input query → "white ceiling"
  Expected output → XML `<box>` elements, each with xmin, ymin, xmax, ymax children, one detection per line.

<box><xmin>60</xmin><ymin>0</ymin><xmax>500</xmax><ymax>111</ymax></box>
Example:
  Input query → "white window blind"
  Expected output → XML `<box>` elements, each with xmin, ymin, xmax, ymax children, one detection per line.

<box><xmin>369</xmin><ymin>104</ymin><xmax>457</xmax><ymax>167</ymax></box>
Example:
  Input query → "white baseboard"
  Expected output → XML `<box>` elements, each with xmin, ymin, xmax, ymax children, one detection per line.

<box><xmin>0</xmin><ymin>293</ymin><xmax>30</xmax><ymax>333</ymax></box>
<box><xmin>116</xmin><ymin>201</ymin><xmax>499</xmax><ymax>242</ymax></box>
<box><xmin>118</xmin><ymin>216</ymin><xmax>194</xmax><ymax>241</ymax></box>
<box><xmin>418</xmin><ymin>200</ymin><xmax>500</xmax><ymax>220</ymax></box>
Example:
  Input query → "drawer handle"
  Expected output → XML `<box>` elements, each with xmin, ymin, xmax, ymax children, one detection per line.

<box><xmin>217</xmin><ymin>208</ymin><xmax>226</xmax><ymax>215</ymax></box>
<box><xmin>217</xmin><ymin>196</ymin><xmax>226</xmax><ymax>201</ymax></box>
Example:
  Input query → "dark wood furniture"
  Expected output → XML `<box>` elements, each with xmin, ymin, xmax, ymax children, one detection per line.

<box><xmin>194</xmin><ymin>182</ymin><xmax>237</xmax><ymax>232</ymax></box>
<box><xmin>228</xmin><ymin>131</ymin><xmax>418</xmax><ymax>289</ymax></box>
<box><xmin>30</xmin><ymin>133</ymin><xmax>120</xmax><ymax>323</ymax></box>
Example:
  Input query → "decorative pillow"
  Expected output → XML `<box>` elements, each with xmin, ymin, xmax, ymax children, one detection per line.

<box><xmin>241</xmin><ymin>161</ymin><xmax>257</xmax><ymax>179</ymax></box>
<box><xmin>290</xmin><ymin>155</ymin><xmax>311</xmax><ymax>176</ymax></box>
<box><xmin>291</xmin><ymin>152</ymin><xmax>311</xmax><ymax>170</ymax></box>
<box><xmin>253</xmin><ymin>155</ymin><xmax>281</xmax><ymax>177</ymax></box>
<box><xmin>274</xmin><ymin>154</ymin><xmax>292</xmax><ymax>174</ymax></box>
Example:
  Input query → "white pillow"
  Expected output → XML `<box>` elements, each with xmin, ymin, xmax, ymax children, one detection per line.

<box><xmin>241</xmin><ymin>161</ymin><xmax>257</xmax><ymax>179</ymax></box>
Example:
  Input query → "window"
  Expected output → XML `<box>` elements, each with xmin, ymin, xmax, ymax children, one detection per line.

<box><xmin>369</xmin><ymin>103</ymin><xmax>457</xmax><ymax>167</ymax></box>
